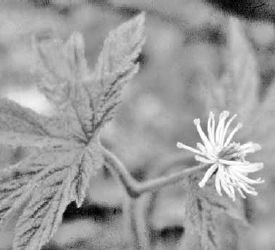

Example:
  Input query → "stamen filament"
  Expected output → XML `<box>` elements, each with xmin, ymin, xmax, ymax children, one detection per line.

<box><xmin>224</xmin><ymin>123</ymin><xmax>243</xmax><ymax>147</ymax></box>
<box><xmin>195</xmin><ymin>155</ymin><xmax>215</xmax><ymax>164</ymax></box>
<box><xmin>221</xmin><ymin>114</ymin><xmax>237</xmax><ymax>145</ymax></box>
<box><xmin>176</xmin><ymin>142</ymin><xmax>204</xmax><ymax>155</ymax></box>
<box><xmin>198</xmin><ymin>164</ymin><xmax>218</xmax><ymax>187</ymax></box>
<box><xmin>177</xmin><ymin>111</ymin><xmax>263</xmax><ymax>201</ymax></box>
<box><xmin>215</xmin><ymin>111</ymin><xmax>229</xmax><ymax>146</ymax></box>
<box><xmin>207</xmin><ymin>112</ymin><xmax>215</xmax><ymax>145</ymax></box>
<box><xmin>194</xmin><ymin>119</ymin><xmax>213</xmax><ymax>153</ymax></box>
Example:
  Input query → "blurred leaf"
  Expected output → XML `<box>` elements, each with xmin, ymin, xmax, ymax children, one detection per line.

<box><xmin>183</xmin><ymin>176</ymin><xmax>246</xmax><ymax>250</ymax></box>
<box><xmin>209</xmin><ymin>18</ymin><xmax>260</xmax><ymax>123</ymax></box>
<box><xmin>250</xmin><ymin>80</ymin><xmax>275</xmax><ymax>138</ymax></box>
<box><xmin>225</xmin><ymin>18</ymin><xmax>260</xmax><ymax>122</ymax></box>
<box><xmin>247</xmin><ymin>80</ymin><xmax>275</xmax><ymax>173</ymax></box>
<box><xmin>110</xmin><ymin>0</ymin><xmax>218</xmax><ymax>26</ymax></box>
<box><xmin>198</xmin><ymin>179</ymin><xmax>246</xmax><ymax>223</ymax></box>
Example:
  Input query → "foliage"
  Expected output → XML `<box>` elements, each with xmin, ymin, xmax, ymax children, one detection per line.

<box><xmin>183</xmin><ymin>175</ymin><xmax>245</xmax><ymax>250</ymax></box>
<box><xmin>206</xmin><ymin>18</ymin><xmax>260</xmax><ymax>124</ymax></box>
<box><xmin>181</xmin><ymin>18</ymin><xmax>262</xmax><ymax>250</ymax></box>
<box><xmin>0</xmin><ymin>13</ymin><xmax>145</xmax><ymax>250</ymax></box>
<box><xmin>0</xmin><ymin>2</ymin><xmax>272</xmax><ymax>249</ymax></box>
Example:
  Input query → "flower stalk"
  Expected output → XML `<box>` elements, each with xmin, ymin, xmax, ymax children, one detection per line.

<box><xmin>99</xmin><ymin>111</ymin><xmax>264</xmax><ymax>250</ymax></box>
<box><xmin>101</xmin><ymin>144</ymin><xmax>206</xmax><ymax>250</ymax></box>
<box><xmin>101</xmin><ymin>145</ymin><xmax>206</xmax><ymax>198</ymax></box>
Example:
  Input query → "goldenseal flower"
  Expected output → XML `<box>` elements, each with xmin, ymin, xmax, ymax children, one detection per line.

<box><xmin>177</xmin><ymin>111</ymin><xmax>264</xmax><ymax>201</ymax></box>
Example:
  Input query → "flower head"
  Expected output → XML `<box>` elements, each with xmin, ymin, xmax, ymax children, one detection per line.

<box><xmin>177</xmin><ymin>111</ymin><xmax>264</xmax><ymax>201</ymax></box>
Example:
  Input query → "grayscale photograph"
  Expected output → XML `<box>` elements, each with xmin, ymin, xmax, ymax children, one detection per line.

<box><xmin>0</xmin><ymin>0</ymin><xmax>274</xmax><ymax>250</ymax></box>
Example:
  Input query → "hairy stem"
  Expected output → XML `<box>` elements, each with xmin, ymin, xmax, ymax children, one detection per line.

<box><xmin>101</xmin><ymin>144</ymin><xmax>207</xmax><ymax>250</ymax></box>
<box><xmin>102</xmin><ymin>145</ymin><xmax>150</xmax><ymax>249</ymax></box>
<box><xmin>124</xmin><ymin>198</ymin><xmax>150</xmax><ymax>250</ymax></box>
<box><xmin>102</xmin><ymin>145</ymin><xmax>140</xmax><ymax>198</ymax></box>
<box><xmin>137</xmin><ymin>164</ymin><xmax>206</xmax><ymax>193</ymax></box>
<box><xmin>101</xmin><ymin>145</ymin><xmax>207</xmax><ymax>198</ymax></box>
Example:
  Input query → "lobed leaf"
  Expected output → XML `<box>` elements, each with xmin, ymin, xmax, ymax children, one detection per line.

<box><xmin>0</xmin><ymin>13</ymin><xmax>145</xmax><ymax>250</ymax></box>
<box><xmin>34</xmin><ymin>13</ymin><xmax>145</xmax><ymax>139</ymax></box>
<box><xmin>92</xmin><ymin>12</ymin><xmax>146</xmax><ymax>128</ymax></box>
<box><xmin>0</xmin><ymin>146</ymin><xmax>102</xmax><ymax>250</ymax></box>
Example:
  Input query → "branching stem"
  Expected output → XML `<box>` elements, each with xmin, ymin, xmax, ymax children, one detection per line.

<box><xmin>101</xmin><ymin>145</ymin><xmax>207</xmax><ymax>199</ymax></box>
<box><xmin>100</xmin><ymin>143</ymin><xmax>207</xmax><ymax>250</ymax></box>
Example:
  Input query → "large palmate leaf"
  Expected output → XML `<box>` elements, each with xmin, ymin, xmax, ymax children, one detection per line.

<box><xmin>0</xmin><ymin>13</ymin><xmax>145</xmax><ymax>250</ymax></box>
<box><xmin>0</xmin><ymin>107</ymin><xmax>99</xmax><ymax>250</ymax></box>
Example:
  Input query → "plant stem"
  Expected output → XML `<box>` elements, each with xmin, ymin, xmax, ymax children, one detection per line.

<box><xmin>124</xmin><ymin>198</ymin><xmax>150</xmax><ymax>250</ymax></box>
<box><xmin>102</xmin><ymin>145</ymin><xmax>150</xmax><ymax>249</ymax></box>
<box><xmin>101</xmin><ymin>145</ymin><xmax>207</xmax><ymax>198</ymax></box>
<box><xmin>137</xmin><ymin>164</ymin><xmax>206</xmax><ymax>193</ymax></box>
<box><xmin>103</xmin><ymin>145</ymin><xmax>140</xmax><ymax>198</ymax></box>
<box><xmin>101</xmin><ymin>144</ymin><xmax>207</xmax><ymax>250</ymax></box>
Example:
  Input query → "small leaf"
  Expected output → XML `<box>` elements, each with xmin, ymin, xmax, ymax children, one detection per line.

<box><xmin>247</xmin><ymin>80</ymin><xmax>275</xmax><ymax>174</ymax></box>
<box><xmin>206</xmin><ymin>18</ymin><xmax>260</xmax><ymax>123</ymax></box>
<box><xmin>183</xmin><ymin>176</ymin><xmax>246</xmax><ymax>250</ymax></box>
<box><xmin>199</xmin><ymin>182</ymin><xmax>246</xmax><ymax>224</ymax></box>
<box><xmin>223</xmin><ymin>18</ymin><xmax>260</xmax><ymax>122</ymax></box>
<box><xmin>184</xmin><ymin>191</ymin><xmax>218</xmax><ymax>250</ymax></box>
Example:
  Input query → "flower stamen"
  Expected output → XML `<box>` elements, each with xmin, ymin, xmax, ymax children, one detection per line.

<box><xmin>177</xmin><ymin>111</ymin><xmax>264</xmax><ymax>201</ymax></box>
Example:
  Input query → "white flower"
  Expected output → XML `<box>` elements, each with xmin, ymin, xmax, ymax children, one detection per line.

<box><xmin>177</xmin><ymin>111</ymin><xmax>264</xmax><ymax>201</ymax></box>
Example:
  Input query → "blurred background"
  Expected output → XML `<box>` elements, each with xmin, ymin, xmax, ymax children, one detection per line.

<box><xmin>0</xmin><ymin>1</ymin><xmax>275</xmax><ymax>249</ymax></box>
